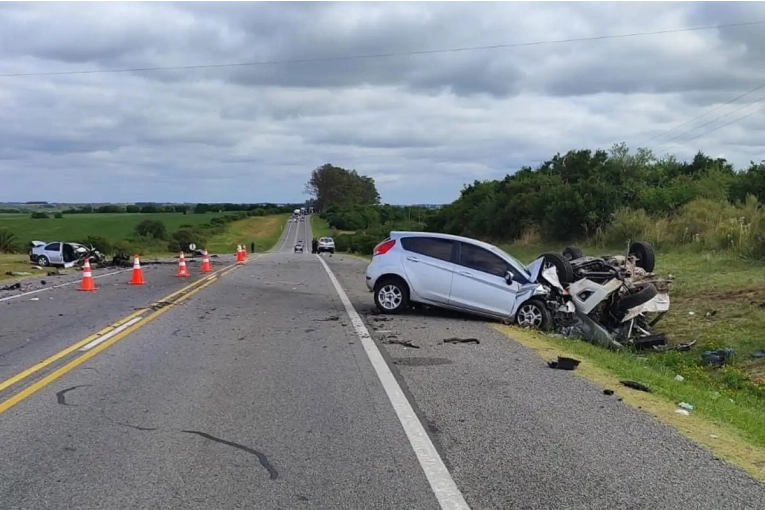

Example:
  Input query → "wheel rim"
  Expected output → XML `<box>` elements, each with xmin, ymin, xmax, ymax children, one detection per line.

<box><xmin>517</xmin><ymin>303</ymin><xmax>543</xmax><ymax>328</ymax></box>
<box><xmin>39</xmin><ymin>257</ymin><xmax>48</xmax><ymax>266</ymax></box>
<box><xmin>378</xmin><ymin>284</ymin><xmax>403</xmax><ymax>310</ymax></box>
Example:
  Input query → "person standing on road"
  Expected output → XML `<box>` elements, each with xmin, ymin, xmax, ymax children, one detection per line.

<box><xmin>311</xmin><ymin>237</ymin><xmax>318</xmax><ymax>254</ymax></box>
<box><xmin>250</xmin><ymin>241</ymin><xmax>255</xmax><ymax>254</ymax></box>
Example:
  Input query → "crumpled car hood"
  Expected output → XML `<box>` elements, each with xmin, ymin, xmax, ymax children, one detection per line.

<box><xmin>526</xmin><ymin>257</ymin><xmax>565</xmax><ymax>291</ymax></box>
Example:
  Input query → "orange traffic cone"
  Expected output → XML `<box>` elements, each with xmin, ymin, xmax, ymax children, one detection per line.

<box><xmin>78</xmin><ymin>258</ymin><xmax>97</xmax><ymax>292</ymax></box>
<box><xmin>236</xmin><ymin>244</ymin><xmax>244</xmax><ymax>264</ymax></box>
<box><xmin>129</xmin><ymin>254</ymin><xmax>145</xmax><ymax>285</ymax></box>
<box><xmin>243</xmin><ymin>244</ymin><xmax>248</xmax><ymax>260</ymax></box>
<box><xmin>200</xmin><ymin>249</ymin><xmax>212</xmax><ymax>273</ymax></box>
<box><xmin>176</xmin><ymin>251</ymin><xmax>190</xmax><ymax>277</ymax></box>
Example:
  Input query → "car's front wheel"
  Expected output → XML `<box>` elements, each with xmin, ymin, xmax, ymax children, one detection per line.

<box><xmin>515</xmin><ymin>299</ymin><xmax>553</xmax><ymax>331</ymax></box>
<box><xmin>374</xmin><ymin>277</ymin><xmax>409</xmax><ymax>314</ymax></box>
<box><xmin>37</xmin><ymin>255</ymin><xmax>50</xmax><ymax>267</ymax></box>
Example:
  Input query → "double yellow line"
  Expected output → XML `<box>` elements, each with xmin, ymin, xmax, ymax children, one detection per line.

<box><xmin>0</xmin><ymin>263</ymin><xmax>239</xmax><ymax>415</ymax></box>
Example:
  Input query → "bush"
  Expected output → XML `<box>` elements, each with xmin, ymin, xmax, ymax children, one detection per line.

<box><xmin>0</xmin><ymin>229</ymin><xmax>20</xmax><ymax>253</ymax></box>
<box><xmin>54</xmin><ymin>212</ymin><xmax>64</xmax><ymax>219</ymax></box>
<box><xmin>78</xmin><ymin>236</ymin><xmax>114</xmax><ymax>255</ymax></box>
<box><xmin>134</xmin><ymin>219</ymin><xmax>168</xmax><ymax>240</ymax></box>
<box><xmin>167</xmin><ymin>227</ymin><xmax>208</xmax><ymax>253</ymax></box>
<box><xmin>30</xmin><ymin>211</ymin><xmax>49</xmax><ymax>219</ymax></box>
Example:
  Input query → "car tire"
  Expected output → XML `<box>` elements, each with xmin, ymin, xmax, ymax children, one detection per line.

<box><xmin>539</xmin><ymin>252</ymin><xmax>575</xmax><ymax>284</ymax></box>
<box><xmin>515</xmin><ymin>299</ymin><xmax>553</xmax><ymax>331</ymax></box>
<box><xmin>629</xmin><ymin>241</ymin><xmax>656</xmax><ymax>273</ymax></box>
<box><xmin>616</xmin><ymin>283</ymin><xmax>659</xmax><ymax>313</ymax></box>
<box><xmin>373</xmin><ymin>277</ymin><xmax>409</xmax><ymax>314</ymax></box>
<box><xmin>37</xmin><ymin>255</ymin><xmax>49</xmax><ymax>267</ymax></box>
<box><xmin>562</xmin><ymin>246</ymin><xmax>583</xmax><ymax>261</ymax></box>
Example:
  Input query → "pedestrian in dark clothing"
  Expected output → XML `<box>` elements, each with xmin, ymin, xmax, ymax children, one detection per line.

<box><xmin>250</xmin><ymin>242</ymin><xmax>255</xmax><ymax>253</ymax></box>
<box><xmin>311</xmin><ymin>237</ymin><xmax>318</xmax><ymax>254</ymax></box>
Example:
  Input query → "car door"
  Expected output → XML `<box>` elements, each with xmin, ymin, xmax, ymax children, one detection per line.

<box><xmin>44</xmin><ymin>243</ymin><xmax>62</xmax><ymax>264</ymax></box>
<box><xmin>448</xmin><ymin>242</ymin><xmax>521</xmax><ymax>317</ymax></box>
<box><xmin>399</xmin><ymin>236</ymin><xmax>456</xmax><ymax>304</ymax></box>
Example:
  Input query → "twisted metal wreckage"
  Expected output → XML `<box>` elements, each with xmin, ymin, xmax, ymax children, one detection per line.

<box><xmin>522</xmin><ymin>241</ymin><xmax>673</xmax><ymax>350</ymax></box>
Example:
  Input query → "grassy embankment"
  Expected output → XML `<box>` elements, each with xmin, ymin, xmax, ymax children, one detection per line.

<box><xmin>499</xmin><ymin>242</ymin><xmax>765</xmax><ymax>481</ymax></box>
<box><xmin>0</xmin><ymin>213</ymin><xmax>289</xmax><ymax>281</ymax></box>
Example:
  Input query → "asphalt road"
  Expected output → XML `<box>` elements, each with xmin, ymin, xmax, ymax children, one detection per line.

<box><xmin>1</xmin><ymin>216</ymin><xmax>764</xmax><ymax>509</ymax></box>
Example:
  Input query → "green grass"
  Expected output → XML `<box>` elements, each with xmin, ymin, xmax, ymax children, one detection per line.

<box><xmin>310</xmin><ymin>215</ymin><xmax>334</xmax><ymax>239</ymax></box>
<box><xmin>207</xmin><ymin>214</ymin><xmax>290</xmax><ymax>253</ymax></box>
<box><xmin>0</xmin><ymin>212</ymin><xmax>226</xmax><ymax>244</ymax></box>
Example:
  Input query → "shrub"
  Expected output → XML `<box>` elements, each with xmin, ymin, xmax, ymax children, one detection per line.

<box><xmin>0</xmin><ymin>229</ymin><xmax>20</xmax><ymax>253</ymax></box>
<box><xmin>134</xmin><ymin>219</ymin><xmax>168</xmax><ymax>240</ymax></box>
<box><xmin>167</xmin><ymin>228</ymin><xmax>208</xmax><ymax>253</ymax></box>
<box><xmin>30</xmin><ymin>211</ymin><xmax>49</xmax><ymax>219</ymax></box>
<box><xmin>78</xmin><ymin>236</ymin><xmax>114</xmax><ymax>254</ymax></box>
<box><xmin>54</xmin><ymin>212</ymin><xmax>64</xmax><ymax>219</ymax></box>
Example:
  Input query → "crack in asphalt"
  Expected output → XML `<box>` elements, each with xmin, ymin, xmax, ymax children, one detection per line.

<box><xmin>55</xmin><ymin>384</ymin><xmax>91</xmax><ymax>406</ymax></box>
<box><xmin>181</xmin><ymin>430</ymin><xmax>279</xmax><ymax>480</ymax></box>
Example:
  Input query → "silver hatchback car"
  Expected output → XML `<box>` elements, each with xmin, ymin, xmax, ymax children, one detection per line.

<box><xmin>364</xmin><ymin>231</ymin><xmax>571</xmax><ymax>330</ymax></box>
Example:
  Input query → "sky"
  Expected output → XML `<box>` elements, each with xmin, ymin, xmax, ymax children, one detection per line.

<box><xmin>1</xmin><ymin>1</ymin><xmax>765</xmax><ymax>205</ymax></box>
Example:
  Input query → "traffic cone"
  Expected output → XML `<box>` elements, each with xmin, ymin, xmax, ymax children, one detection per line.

<box><xmin>78</xmin><ymin>258</ymin><xmax>97</xmax><ymax>292</ymax></box>
<box><xmin>129</xmin><ymin>254</ymin><xmax>145</xmax><ymax>285</ymax></box>
<box><xmin>243</xmin><ymin>244</ymin><xmax>248</xmax><ymax>260</ymax></box>
<box><xmin>176</xmin><ymin>251</ymin><xmax>190</xmax><ymax>277</ymax></box>
<box><xmin>236</xmin><ymin>245</ymin><xmax>244</xmax><ymax>264</ymax></box>
<box><xmin>200</xmin><ymin>249</ymin><xmax>212</xmax><ymax>273</ymax></box>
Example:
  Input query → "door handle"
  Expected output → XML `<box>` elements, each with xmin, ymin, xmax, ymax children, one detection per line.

<box><xmin>406</xmin><ymin>256</ymin><xmax>419</xmax><ymax>262</ymax></box>
<box><xmin>458</xmin><ymin>271</ymin><xmax>472</xmax><ymax>277</ymax></box>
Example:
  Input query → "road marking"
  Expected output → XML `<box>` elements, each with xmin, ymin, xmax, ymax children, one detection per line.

<box><xmin>0</xmin><ymin>273</ymin><xmax>224</xmax><ymax>416</ymax></box>
<box><xmin>272</xmin><ymin>220</ymin><xmax>293</xmax><ymax>253</ymax></box>
<box><xmin>0</xmin><ymin>263</ymin><xmax>236</xmax><ymax>396</ymax></box>
<box><xmin>315</xmin><ymin>255</ymin><xmax>471</xmax><ymax>510</ymax></box>
<box><xmin>0</xmin><ymin>269</ymin><xmax>132</xmax><ymax>303</ymax></box>
<box><xmin>79</xmin><ymin>317</ymin><xmax>143</xmax><ymax>351</ymax></box>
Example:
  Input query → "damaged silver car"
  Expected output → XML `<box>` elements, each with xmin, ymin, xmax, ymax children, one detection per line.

<box><xmin>364</xmin><ymin>231</ymin><xmax>574</xmax><ymax>329</ymax></box>
<box><xmin>29</xmin><ymin>241</ymin><xmax>105</xmax><ymax>268</ymax></box>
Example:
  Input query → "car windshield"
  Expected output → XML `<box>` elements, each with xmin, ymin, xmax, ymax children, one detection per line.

<box><xmin>490</xmin><ymin>245</ymin><xmax>530</xmax><ymax>275</ymax></box>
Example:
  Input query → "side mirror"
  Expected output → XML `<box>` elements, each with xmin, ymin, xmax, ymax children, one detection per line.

<box><xmin>504</xmin><ymin>270</ymin><xmax>515</xmax><ymax>284</ymax></box>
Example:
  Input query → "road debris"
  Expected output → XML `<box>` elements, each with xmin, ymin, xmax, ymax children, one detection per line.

<box><xmin>0</xmin><ymin>283</ymin><xmax>21</xmax><ymax>291</ymax></box>
<box><xmin>443</xmin><ymin>337</ymin><xmax>480</xmax><ymax>345</ymax></box>
<box><xmin>620</xmin><ymin>380</ymin><xmax>651</xmax><ymax>392</ymax></box>
<box><xmin>675</xmin><ymin>409</ymin><xmax>690</xmax><ymax>416</ymax></box>
<box><xmin>316</xmin><ymin>315</ymin><xmax>340</xmax><ymax>321</ymax></box>
<box><xmin>701</xmin><ymin>348</ymin><xmax>736</xmax><ymax>366</ymax></box>
<box><xmin>387</xmin><ymin>339</ymin><xmax>420</xmax><ymax>349</ymax></box>
<box><xmin>603</xmin><ymin>389</ymin><xmax>615</xmax><ymax>396</ymax></box>
<box><xmin>547</xmin><ymin>356</ymin><xmax>580</xmax><ymax>370</ymax></box>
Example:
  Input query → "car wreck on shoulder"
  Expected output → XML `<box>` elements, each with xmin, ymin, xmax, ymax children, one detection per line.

<box><xmin>540</xmin><ymin>241</ymin><xmax>672</xmax><ymax>350</ymax></box>
<box><xmin>364</xmin><ymin>231</ymin><xmax>671</xmax><ymax>350</ymax></box>
<box><xmin>29</xmin><ymin>241</ymin><xmax>106</xmax><ymax>268</ymax></box>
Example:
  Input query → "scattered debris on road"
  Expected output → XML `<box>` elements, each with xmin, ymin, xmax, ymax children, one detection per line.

<box><xmin>0</xmin><ymin>283</ymin><xmax>21</xmax><ymax>291</ymax></box>
<box><xmin>443</xmin><ymin>337</ymin><xmax>480</xmax><ymax>345</ymax></box>
<box><xmin>316</xmin><ymin>315</ymin><xmax>340</xmax><ymax>322</ymax></box>
<box><xmin>547</xmin><ymin>356</ymin><xmax>580</xmax><ymax>370</ymax></box>
<box><xmin>701</xmin><ymin>348</ymin><xmax>736</xmax><ymax>366</ymax></box>
<box><xmin>603</xmin><ymin>389</ymin><xmax>615</xmax><ymax>396</ymax></box>
<box><xmin>387</xmin><ymin>339</ymin><xmax>420</xmax><ymax>349</ymax></box>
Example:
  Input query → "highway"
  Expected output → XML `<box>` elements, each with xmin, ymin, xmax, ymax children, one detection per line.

<box><xmin>1</xmin><ymin>216</ymin><xmax>764</xmax><ymax>510</ymax></box>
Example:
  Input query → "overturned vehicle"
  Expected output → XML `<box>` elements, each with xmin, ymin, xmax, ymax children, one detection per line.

<box><xmin>528</xmin><ymin>241</ymin><xmax>671</xmax><ymax>349</ymax></box>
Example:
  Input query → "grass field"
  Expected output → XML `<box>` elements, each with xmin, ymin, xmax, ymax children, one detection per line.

<box><xmin>310</xmin><ymin>215</ymin><xmax>334</xmax><ymax>239</ymax></box>
<box><xmin>0</xmin><ymin>212</ymin><xmax>226</xmax><ymax>244</ymax></box>
<box><xmin>207</xmin><ymin>214</ymin><xmax>290</xmax><ymax>253</ymax></box>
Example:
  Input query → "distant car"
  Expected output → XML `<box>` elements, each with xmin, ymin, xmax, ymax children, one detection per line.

<box><xmin>294</xmin><ymin>242</ymin><xmax>304</xmax><ymax>253</ymax></box>
<box><xmin>317</xmin><ymin>237</ymin><xmax>335</xmax><ymax>254</ymax></box>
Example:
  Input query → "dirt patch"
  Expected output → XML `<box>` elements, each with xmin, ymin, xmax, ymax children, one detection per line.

<box><xmin>689</xmin><ymin>286</ymin><xmax>765</xmax><ymax>304</ymax></box>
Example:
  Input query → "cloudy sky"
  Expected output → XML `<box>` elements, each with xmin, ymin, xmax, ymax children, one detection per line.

<box><xmin>1</xmin><ymin>1</ymin><xmax>764</xmax><ymax>205</ymax></box>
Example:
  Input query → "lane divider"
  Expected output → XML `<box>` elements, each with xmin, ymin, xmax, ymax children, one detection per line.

<box><xmin>0</xmin><ymin>263</ymin><xmax>236</xmax><ymax>398</ymax></box>
<box><xmin>79</xmin><ymin>317</ymin><xmax>143</xmax><ymax>351</ymax></box>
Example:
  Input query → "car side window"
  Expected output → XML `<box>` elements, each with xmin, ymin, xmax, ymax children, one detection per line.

<box><xmin>45</xmin><ymin>243</ymin><xmax>60</xmax><ymax>251</ymax></box>
<box><xmin>458</xmin><ymin>243</ymin><xmax>508</xmax><ymax>278</ymax></box>
<box><xmin>400</xmin><ymin>237</ymin><xmax>454</xmax><ymax>262</ymax></box>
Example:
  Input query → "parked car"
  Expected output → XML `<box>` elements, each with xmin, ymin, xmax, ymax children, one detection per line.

<box><xmin>317</xmin><ymin>237</ymin><xmax>335</xmax><ymax>254</ymax></box>
<box><xmin>364</xmin><ymin>231</ymin><xmax>571</xmax><ymax>329</ymax></box>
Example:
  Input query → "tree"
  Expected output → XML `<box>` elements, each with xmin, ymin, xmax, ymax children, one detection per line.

<box><xmin>304</xmin><ymin>163</ymin><xmax>381</xmax><ymax>212</ymax></box>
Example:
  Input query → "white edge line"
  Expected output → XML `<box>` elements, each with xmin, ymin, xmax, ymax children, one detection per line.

<box><xmin>0</xmin><ymin>269</ymin><xmax>132</xmax><ymax>303</ymax></box>
<box><xmin>315</xmin><ymin>254</ymin><xmax>471</xmax><ymax>510</ymax></box>
<box><xmin>79</xmin><ymin>316</ymin><xmax>144</xmax><ymax>351</ymax></box>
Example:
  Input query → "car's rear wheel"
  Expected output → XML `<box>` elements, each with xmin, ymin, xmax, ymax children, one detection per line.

<box><xmin>515</xmin><ymin>299</ymin><xmax>553</xmax><ymax>331</ymax></box>
<box><xmin>374</xmin><ymin>277</ymin><xmax>409</xmax><ymax>314</ymax></box>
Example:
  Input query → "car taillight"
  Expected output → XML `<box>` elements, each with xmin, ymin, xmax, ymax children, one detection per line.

<box><xmin>373</xmin><ymin>239</ymin><xmax>396</xmax><ymax>256</ymax></box>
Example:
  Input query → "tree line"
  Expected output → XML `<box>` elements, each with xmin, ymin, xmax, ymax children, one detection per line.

<box><xmin>306</xmin><ymin>145</ymin><xmax>765</xmax><ymax>258</ymax></box>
